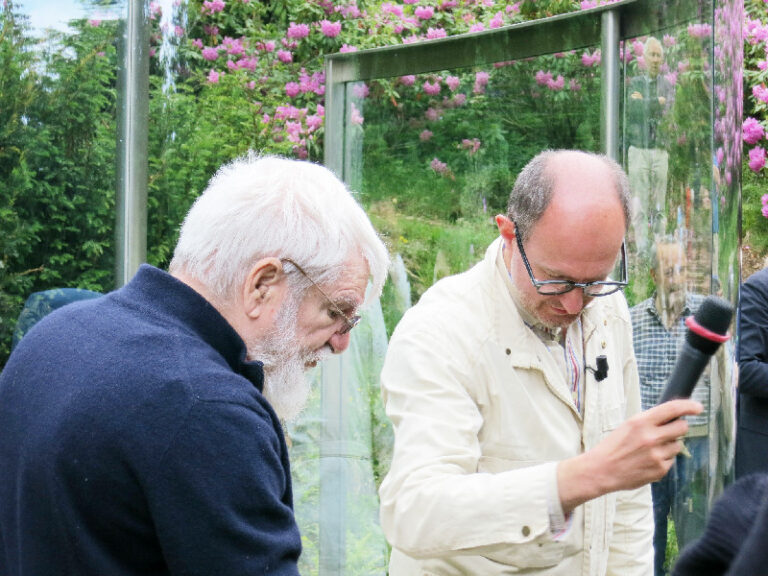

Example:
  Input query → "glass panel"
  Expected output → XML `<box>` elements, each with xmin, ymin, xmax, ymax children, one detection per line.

<box><xmin>620</xmin><ymin>2</ymin><xmax>740</xmax><ymax>571</ymax></box>
<box><xmin>348</xmin><ymin>48</ymin><xmax>606</xmax><ymax>336</ymax></box>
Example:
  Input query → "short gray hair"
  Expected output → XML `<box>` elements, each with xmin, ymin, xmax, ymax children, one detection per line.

<box><xmin>506</xmin><ymin>149</ymin><xmax>631</xmax><ymax>243</ymax></box>
<box><xmin>169</xmin><ymin>153</ymin><xmax>390</xmax><ymax>304</ymax></box>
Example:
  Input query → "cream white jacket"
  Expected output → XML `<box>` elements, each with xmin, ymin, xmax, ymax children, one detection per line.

<box><xmin>379</xmin><ymin>238</ymin><xmax>653</xmax><ymax>575</ymax></box>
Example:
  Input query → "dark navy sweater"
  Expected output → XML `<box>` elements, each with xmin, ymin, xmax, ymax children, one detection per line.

<box><xmin>0</xmin><ymin>265</ymin><xmax>302</xmax><ymax>575</ymax></box>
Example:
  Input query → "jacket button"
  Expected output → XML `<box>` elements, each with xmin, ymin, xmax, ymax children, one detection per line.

<box><xmin>506</xmin><ymin>348</ymin><xmax>511</xmax><ymax>355</ymax></box>
<box><xmin>522</xmin><ymin>526</ymin><xmax>531</xmax><ymax>537</ymax></box>
<box><xmin>601</xmin><ymin>341</ymin><xmax>607</xmax><ymax>349</ymax></box>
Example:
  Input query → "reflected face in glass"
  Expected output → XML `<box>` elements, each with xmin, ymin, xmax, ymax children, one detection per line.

<box><xmin>653</xmin><ymin>243</ymin><xmax>687</xmax><ymax>311</ymax></box>
<box><xmin>645</xmin><ymin>39</ymin><xmax>664</xmax><ymax>79</ymax></box>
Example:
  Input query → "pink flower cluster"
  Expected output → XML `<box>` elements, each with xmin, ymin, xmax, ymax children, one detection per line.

<box><xmin>320</xmin><ymin>20</ymin><xmax>342</xmax><ymax>38</ymax></box>
<box><xmin>750</xmin><ymin>146</ymin><xmax>766</xmax><ymax>173</ymax></box>
<box><xmin>744</xmin><ymin>117</ymin><xmax>765</xmax><ymax>145</ymax></box>
<box><xmin>201</xmin><ymin>0</ymin><xmax>225</xmax><ymax>16</ymax></box>
<box><xmin>460</xmin><ymin>138</ymin><xmax>481</xmax><ymax>155</ymax></box>
<box><xmin>430</xmin><ymin>158</ymin><xmax>449</xmax><ymax>174</ymax></box>
<box><xmin>762</xmin><ymin>194</ymin><xmax>768</xmax><ymax>218</ymax></box>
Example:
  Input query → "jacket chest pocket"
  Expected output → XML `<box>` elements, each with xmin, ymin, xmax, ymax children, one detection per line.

<box><xmin>598</xmin><ymin>374</ymin><xmax>626</xmax><ymax>433</ymax></box>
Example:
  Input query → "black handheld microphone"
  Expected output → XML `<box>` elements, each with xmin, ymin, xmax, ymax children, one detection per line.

<box><xmin>658</xmin><ymin>295</ymin><xmax>733</xmax><ymax>403</ymax></box>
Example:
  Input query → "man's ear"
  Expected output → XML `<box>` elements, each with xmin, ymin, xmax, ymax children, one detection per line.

<box><xmin>495</xmin><ymin>214</ymin><xmax>516</xmax><ymax>245</ymax></box>
<box><xmin>242</xmin><ymin>257</ymin><xmax>285</xmax><ymax>319</ymax></box>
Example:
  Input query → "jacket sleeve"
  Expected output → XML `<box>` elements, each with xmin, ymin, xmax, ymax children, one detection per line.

<box><xmin>738</xmin><ymin>275</ymin><xmax>768</xmax><ymax>398</ymax></box>
<box><xmin>606</xmin><ymin>302</ymin><xmax>654</xmax><ymax>576</ymax></box>
<box><xmin>378</xmin><ymin>320</ymin><xmax>561</xmax><ymax>565</ymax></box>
<box><xmin>148</xmin><ymin>400</ymin><xmax>301</xmax><ymax>575</ymax></box>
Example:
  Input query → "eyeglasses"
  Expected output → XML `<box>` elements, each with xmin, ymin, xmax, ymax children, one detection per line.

<box><xmin>280</xmin><ymin>258</ymin><xmax>361</xmax><ymax>335</ymax></box>
<box><xmin>513</xmin><ymin>222</ymin><xmax>628</xmax><ymax>297</ymax></box>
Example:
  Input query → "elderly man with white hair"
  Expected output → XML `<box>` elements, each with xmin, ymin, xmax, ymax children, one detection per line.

<box><xmin>0</xmin><ymin>154</ymin><xmax>389</xmax><ymax>576</ymax></box>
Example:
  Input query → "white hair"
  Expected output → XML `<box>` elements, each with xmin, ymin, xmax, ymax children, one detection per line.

<box><xmin>169</xmin><ymin>153</ymin><xmax>389</xmax><ymax>304</ymax></box>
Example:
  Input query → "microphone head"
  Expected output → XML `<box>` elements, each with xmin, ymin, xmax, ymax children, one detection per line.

<box><xmin>686</xmin><ymin>295</ymin><xmax>734</xmax><ymax>355</ymax></box>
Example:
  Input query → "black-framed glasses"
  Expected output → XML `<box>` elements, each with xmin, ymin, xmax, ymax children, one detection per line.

<box><xmin>280</xmin><ymin>258</ymin><xmax>361</xmax><ymax>335</ymax></box>
<box><xmin>513</xmin><ymin>222</ymin><xmax>628</xmax><ymax>297</ymax></box>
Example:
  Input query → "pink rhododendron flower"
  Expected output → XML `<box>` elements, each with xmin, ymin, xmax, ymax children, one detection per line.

<box><xmin>631</xmin><ymin>39</ymin><xmax>644</xmax><ymax>56</ymax></box>
<box><xmin>663</xmin><ymin>34</ymin><xmax>676</xmax><ymax>47</ymax></box>
<box><xmin>762</xmin><ymin>204</ymin><xmax>768</xmax><ymax>219</ymax></box>
<box><xmin>445</xmin><ymin>75</ymin><xmax>460</xmax><ymax>91</ymax></box>
<box><xmin>687</xmin><ymin>23</ymin><xmax>711</xmax><ymax>38</ymax></box>
<box><xmin>237</xmin><ymin>57</ymin><xmax>258</xmax><ymax>71</ymax></box>
<box><xmin>754</xmin><ymin>84</ymin><xmax>768</xmax><ymax>104</ymax></box>
<box><xmin>580</xmin><ymin>0</ymin><xmax>597</xmax><ymax>8</ymax></box>
<box><xmin>430</xmin><ymin>158</ymin><xmax>449</xmax><ymax>174</ymax></box>
<box><xmin>664</xmin><ymin>72</ymin><xmax>677</xmax><ymax>86</ymax></box>
<box><xmin>201</xmin><ymin>0</ymin><xmax>225</xmax><ymax>15</ymax></box>
<box><xmin>287</xmin><ymin>23</ymin><xmax>310</xmax><ymax>39</ymax></box>
<box><xmin>749</xmin><ymin>146</ymin><xmax>766</xmax><ymax>173</ymax></box>
<box><xmin>423</xmin><ymin>80</ymin><xmax>441</xmax><ymax>95</ymax></box>
<box><xmin>352</xmin><ymin>83</ymin><xmax>370</xmax><ymax>98</ymax></box>
<box><xmin>223</xmin><ymin>37</ymin><xmax>245</xmax><ymax>56</ymax></box>
<box><xmin>489</xmin><ymin>12</ymin><xmax>504</xmax><ymax>28</ymax></box>
<box><xmin>461</xmin><ymin>138</ymin><xmax>481</xmax><ymax>155</ymax></box>
<box><xmin>175</xmin><ymin>25</ymin><xmax>185</xmax><ymax>37</ymax></box>
<box><xmin>350</xmin><ymin>103</ymin><xmax>364</xmax><ymax>125</ymax></box>
<box><xmin>246</xmin><ymin>81</ymin><xmax>256</xmax><ymax>89</ymax></box>
<box><xmin>88</xmin><ymin>19</ymin><xmax>101</xmax><ymax>27</ymax></box>
<box><xmin>207</xmin><ymin>69</ymin><xmax>221</xmax><ymax>83</ymax></box>
<box><xmin>469</xmin><ymin>23</ymin><xmax>485</xmax><ymax>32</ymax></box>
<box><xmin>420</xmin><ymin>129</ymin><xmax>433</xmax><ymax>141</ymax></box>
<box><xmin>415</xmin><ymin>6</ymin><xmax>434</xmax><ymax>19</ymax></box>
<box><xmin>744</xmin><ymin>118</ymin><xmax>765</xmax><ymax>145</ymax></box>
<box><xmin>203</xmin><ymin>25</ymin><xmax>219</xmax><ymax>36</ymax></box>
<box><xmin>285</xmin><ymin>82</ymin><xmax>301</xmax><ymax>98</ymax></box>
<box><xmin>452</xmin><ymin>93</ymin><xmax>467</xmax><ymax>106</ymax></box>
<box><xmin>320</xmin><ymin>20</ymin><xmax>342</xmax><ymax>37</ymax></box>
<box><xmin>400</xmin><ymin>75</ymin><xmax>416</xmax><ymax>86</ymax></box>
<box><xmin>426</xmin><ymin>28</ymin><xmax>447</xmax><ymax>39</ymax></box>
<box><xmin>262</xmin><ymin>40</ymin><xmax>276</xmax><ymax>52</ymax></box>
<box><xmin>226</xmin><ymin>60</ymin><xmax>237</xmax><ymax>70</ymax></box>
<box><xmin>581</xmin><ymin>50</ymin><xmax>600</xmax><ymax>67</ymax></box>
<box><xmin>285</xmin><ymin>121</ymin><xmax>303</xmax><ymax>142</ymax></box>
<box><xmin>192</xmin><ymin>38</ymin><xmax>204</xmax><ymax>49</ymax></box>
<box><xmin>339</xmin><ymin>44</ymin><xmax>358</xmax><ymax>52</ymax></box>
<box><xmin>201</xmin><ymin>47</ymin><xmax>219</xmax><ymax>61</ymax></box>
<box><xmin>475</xmin><ymin>71</ymin><xmax>489</xmax><ymax>86</ymax></box>
<box><xmin>546</xmin><ymin>75</ymin><xmax>565</xmax><ymax>90</ymax></box>
<box><xmin>425</xmin><ymin>107</ymin><xmax>441</xmax><ymax>121</ymax></box>
<box><xmin>277</xmin><ymin>50</ymin><xmax>293</xmax><ymax>63</ymax></box>
<box><xmin>306</xmin><ymin>114</ymin><xmax>323</xmax><ymax>131</ymax></box>
<box><xmin>569</xmin><ymin>79</ymin><xmax>581</xmax><ymax>91</ymax></box>
<box><xmin>403</xmin><ymin>0</ymin><xmax>419</xmax><ymax>4</ymax></box>
<box><xmin>440</xmin><ymin>0</ymin><xmax>459</xmax><ymax>9</ymax></box>
<box><xmin>761</xmin><ymin>193</ymin><xmax>768</xmax><ymax>206</ymax></box>
<box><xmin>382</xmin><ymin>3</ymin><xmax>404</xmax><ymax>17</ymax></box>
<box><xmin>535</xmin><ymin>70</ymin><xmax>553</xmax><ymax>86</ymax></box>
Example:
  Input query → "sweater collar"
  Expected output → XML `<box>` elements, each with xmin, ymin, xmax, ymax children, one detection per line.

<box><xmin>120</xmin><ymin>265</ymin><xmax>265</xmax><ymax>391</ymax></box>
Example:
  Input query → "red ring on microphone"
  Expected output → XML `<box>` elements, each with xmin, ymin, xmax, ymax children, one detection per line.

<box><xmin>685</xmin><ymin>315</ymin><xmax>730</xmax><ymax>343</ymax></box>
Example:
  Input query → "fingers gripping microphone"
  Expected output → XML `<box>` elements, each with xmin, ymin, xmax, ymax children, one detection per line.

<box><xmin>658</xmin><ymin>295</ymin><xmax>734</xmax><ymax>403</ymax></box>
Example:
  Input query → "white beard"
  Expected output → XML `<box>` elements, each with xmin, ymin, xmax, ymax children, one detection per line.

<box><xmin>246</xmin><ymin>295</ymin><xmax>330</xmax><ymax>422</ymax></box>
